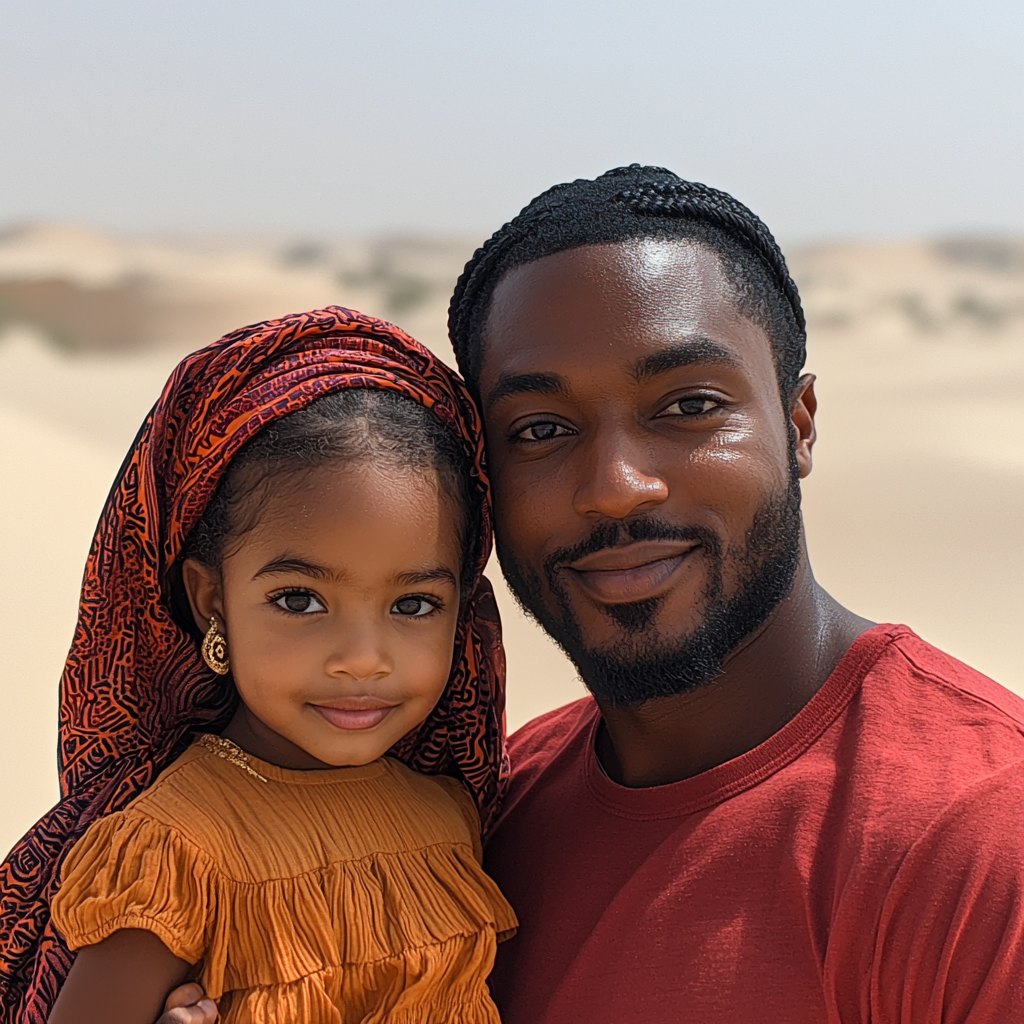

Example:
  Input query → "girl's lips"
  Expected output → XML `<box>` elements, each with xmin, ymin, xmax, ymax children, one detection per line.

<box><xmin>312</xmin><ymin>704</ymin><xmax>395</xmax><ymax>731</ymax></box>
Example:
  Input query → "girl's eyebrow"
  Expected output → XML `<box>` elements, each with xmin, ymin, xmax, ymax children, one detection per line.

<box><xmin>251</xmin><ymin>558</ymin><xmax>458</xmax><ymax>588</ymax></box>
<box><xmin>394</xmin><ymin>567</ymin><xmax>458</xmax><ymax>587</ymax></box>
<box><xmin>252</xmin><ymin>556</ymin><xmax>339</xmax><ymax>582</ymax></box>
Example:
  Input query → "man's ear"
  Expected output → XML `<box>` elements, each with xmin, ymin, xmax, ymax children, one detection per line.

<box><xmin>790</xmin><ymin>373</ymin><xmax>817</xmax><ymax>479</ymax></box>
<box><xmin>180</xmin><ymin>559</ymin><xmax>226</xmax><ymax>634</ymax></box>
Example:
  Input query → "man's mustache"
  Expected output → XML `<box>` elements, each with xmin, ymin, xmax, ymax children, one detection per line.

<box><xmin>543</xmin><ymin>516</ymin><xmax>723</xmax><ymax>580</ymax></box>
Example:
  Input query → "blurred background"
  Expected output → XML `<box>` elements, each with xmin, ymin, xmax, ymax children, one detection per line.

<box><xmin>1</xmin><ymin>0</ymin><xmax>1022</xmax><ymax>857</ymax></box>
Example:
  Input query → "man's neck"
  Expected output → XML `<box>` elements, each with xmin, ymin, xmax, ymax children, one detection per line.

<box><xmin>593</xmin><ymin>560</ymin><xmax>874</xmax><ymax>788</ymax></box>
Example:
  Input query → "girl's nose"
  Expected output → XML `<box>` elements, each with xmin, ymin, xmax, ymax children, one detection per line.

<box><xmin>324</xmin><ymin>625</ymin><xmax>394</xmax><ymax>682</ymax></box>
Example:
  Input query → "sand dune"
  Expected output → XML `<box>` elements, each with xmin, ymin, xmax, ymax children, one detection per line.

<box><xmin>1</xmin><ymin>223</ymin><xmax>1021</xmax><ymax>858</ymax></box>
<box><xmin>0</xmin><ymin>223</ymin><xmax>468</xmax><ymax>357</ymax></box>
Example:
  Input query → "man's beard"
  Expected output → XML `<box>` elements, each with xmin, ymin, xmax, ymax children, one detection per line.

<box><xmin>497</xmin><ymin>469</ymin><xmax>803</xmax><ymax>709</ymax></box>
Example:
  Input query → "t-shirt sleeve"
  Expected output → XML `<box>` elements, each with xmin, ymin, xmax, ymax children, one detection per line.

<box><xmin>50</xmin><ymin>809</ymin><xmax>212</xmax><ymax>964</ymax></box>
<box><xmin>871</xmin><ymin>758</ymin><xmax>1024</xmax><ymax>1023</ymax></box>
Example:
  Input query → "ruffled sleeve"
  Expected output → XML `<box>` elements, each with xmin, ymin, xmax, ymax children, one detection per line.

<box><xmin>50</xmin><ymin>810</ymin><xmax>212</xmax><ymax>965</ymax></box>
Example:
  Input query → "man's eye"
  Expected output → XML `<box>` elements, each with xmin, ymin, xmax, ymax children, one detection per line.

<box><xmin>515</xmin><ymin>422</ymin><xmax>573</xmax><ymax>442</ymax></box>
<box><xmin>392</xmin><ymin>596</ymin><xmax>439</xmax><ymax>618</ymax></box>
<box><xmin>272</xmin><ymin>591</ymin><xmax>326</xmax><ymax>614</ymax></box>
<box><xmin>662</xmin><ymin>397</ymin><xmax>719</xmax><ymax>416</ymax></box>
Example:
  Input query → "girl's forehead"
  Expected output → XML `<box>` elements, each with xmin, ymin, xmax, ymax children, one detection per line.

<box><xmin>227</xmin><ymin>461</ymin><xmax>462</xmax><ymax>576</ymax></box>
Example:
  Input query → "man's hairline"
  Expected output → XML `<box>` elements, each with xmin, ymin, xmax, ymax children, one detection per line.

<box><xmin>472</xmin><ymin>235</ymin><xmax>797</xmax><ymax>405</ymax></box>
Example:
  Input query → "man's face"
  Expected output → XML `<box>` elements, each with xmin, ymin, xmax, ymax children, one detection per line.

<box><xmin>478</xmin><ymin>239</ymin><xmax>814</xmax><ymax>707</ymax></box>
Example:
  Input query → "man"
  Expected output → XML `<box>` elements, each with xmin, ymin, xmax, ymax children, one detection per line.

<box><xmin>163</xmin><ymin>165</ymin><xmax>1024</xmax><ymax>1022</ymax></box>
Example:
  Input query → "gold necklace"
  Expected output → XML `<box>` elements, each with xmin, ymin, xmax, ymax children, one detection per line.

<box><xmin>197</xmin><ymin>733</ymin><xmax>268</xmax><ymax>783</ymax></box>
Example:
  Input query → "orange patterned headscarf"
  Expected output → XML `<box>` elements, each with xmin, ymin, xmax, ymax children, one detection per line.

<box><xmin>0</xmin><ymin>307</ymin><xmax>507</xmax><ymax>1022</ymax></box>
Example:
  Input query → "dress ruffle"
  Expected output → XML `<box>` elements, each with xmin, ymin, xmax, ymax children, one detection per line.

<box><xmin>219</xmin><ymin>934</ymin><xmax>504</xmax><ymax>1024</ymax></box>
<box><xmin>52</xmin><ymin>811</ymin><xmax>515</xmax><ymax>1002</ymax></box>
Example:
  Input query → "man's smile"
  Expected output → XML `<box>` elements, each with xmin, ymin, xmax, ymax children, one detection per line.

<box><xmin>565</xmin><ymin>541</ymin><xmax>699</xmax><ymax>604</ymax></box>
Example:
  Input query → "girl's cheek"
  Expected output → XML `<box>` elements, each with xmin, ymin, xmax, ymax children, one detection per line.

<box><xmin>233</xmin><ymin>646</ymin><xmax>307</xmax><ymax>706</ymax></box>
<box><xmin>426</xmin><ymin>637</ymin><xmax>459</xmax><ymax>701</ymax></box>
<box><xmin>395</xmin><ymin>625</ymin><xmax>455</xmax><ymax>699</ymax></box>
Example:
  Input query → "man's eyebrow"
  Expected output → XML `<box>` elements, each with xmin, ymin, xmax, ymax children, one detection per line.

<box><xmin>252</xmin><ymin>557</ymin><xmax>341</xmax><ymax>582</ymax></box>
<box><xmin>633</xmin><ymin>337</ymin><xmax>741</xmax><ymax>382</ymax></box>
<box><xmin>395</xmin><ymin>567</ymin><xmax>459</xmax><ymax>587</ymax></box>
<box><xmin>487</xmin><ymin>372</ymin><xmax>568</xmax><ymax>406</ymax></box>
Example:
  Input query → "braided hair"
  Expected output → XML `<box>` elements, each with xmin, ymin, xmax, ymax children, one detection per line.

<box><xmin>449</xmin><ymin>164</ymin><xmax>806</xmax><ymax>402</ymax></box>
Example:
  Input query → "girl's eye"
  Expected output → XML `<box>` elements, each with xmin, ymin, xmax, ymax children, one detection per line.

<box><xmin>272</xmin><ymin>591</ymin><xmax>326</xmax><ymax>615</ymax></box>
<box><xmin>661</xmin><ymin>397</ymin><xmax>720</xmax><ymax>417</ymax></box>
<box><xmin>514</xmin><ymin>421</ymin><xmax>574</xmax><ymax>442</ymax></box>
<box><xmin>392</xmin><ymin>596</ymin><xmax>439</xmax><ymax>618</ymax></box>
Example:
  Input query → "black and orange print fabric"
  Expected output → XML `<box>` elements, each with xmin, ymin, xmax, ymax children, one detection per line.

<box><xmin>0</xmin><ymin>307</ymin><xmax>508</xmax><ymax>1022</ymax></box>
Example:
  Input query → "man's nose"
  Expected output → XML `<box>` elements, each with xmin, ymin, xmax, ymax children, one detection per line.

<box><xmin>572</xmin><ymin>430</ymin><xmax>670</xmax><ymax>519</ymax></box>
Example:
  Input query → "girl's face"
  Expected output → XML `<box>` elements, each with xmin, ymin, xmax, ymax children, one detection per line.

<box><xmin>183</xmin><ymin>460</ymin><xmax>463</xmax><ymax>769</ymax></box>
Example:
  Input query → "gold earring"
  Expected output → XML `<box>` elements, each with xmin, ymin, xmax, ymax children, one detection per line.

<box><xmin>202</xmin><ymin>615</ymin><xmax>230</xmax><ymax>675</ymax></box>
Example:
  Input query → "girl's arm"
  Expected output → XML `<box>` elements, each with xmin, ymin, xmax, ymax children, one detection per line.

<box><xmin>48</xmin><ymin>929</ymin><xmax>194</xmax><ymax>1024</ymax></box>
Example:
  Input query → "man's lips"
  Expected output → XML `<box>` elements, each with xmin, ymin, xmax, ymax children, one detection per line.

<box><xmin>565</xmin><ymin>541</ymin><xmax>699</xmax><ymax>603</ymax></box>
<box><xmin>311</xmin><ymin>698</ymin><xmax>398</xmax><ymax>732</ymax></box>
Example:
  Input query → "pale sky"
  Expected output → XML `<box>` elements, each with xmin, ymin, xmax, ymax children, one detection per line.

<box><xmin>2</xmin><ymin>0</ymin><xmax>1022</xmax><ymax>241</ymax></box>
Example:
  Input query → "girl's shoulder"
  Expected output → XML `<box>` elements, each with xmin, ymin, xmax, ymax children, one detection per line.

<box><xmin>51</xmin><ymin>771</ymin><xmax>218</xmax><ymax>963</ymax></box>
<box><xmin>51</xmin><ymin>740</ymin><xmax>247</xmax><ymax>905</ymax></box>
<box><xmin>116</xmin><ymin>737</ymin><xmax>268</xmax><ymax>846</ymax></box>
<box><xmin>381</xmin><ymin>759</ymin><xmax>484</xmax><ymax>860</ymax></box>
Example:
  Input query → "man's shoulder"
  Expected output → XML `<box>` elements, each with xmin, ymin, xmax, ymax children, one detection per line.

<box><xmin>491</xmin><ymin>698</ymin><xmax>597</xmax><ymax>836</ymax></box>
<box><xmin>866</xmin><ymin>626</ymin><xmax>1024</xmax><ymax>743</ymax></box>
<box><xmin>880</xmin><ymin>622</ymin><xmax>1024</xmax><ymax>720</ymax></box>
<box><xmin>508</xmin><ymin>696</ymin><xmax>597</xmax><ymax>763</ymax></box>
<box><xmin>500</xmin><ymin>697</ymin><xmax>598</xmax><ymax>798</ymax></box>
<box><xmin>835</xmin><ymin>626</ymin><xmax>1024</xmax><ymax>847</ymax></box>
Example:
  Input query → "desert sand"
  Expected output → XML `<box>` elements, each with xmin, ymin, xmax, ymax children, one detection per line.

<box><xmin>1</xmin><ymin>224</ymin><xmax>1021</xmax><ymax>858</ymax></box>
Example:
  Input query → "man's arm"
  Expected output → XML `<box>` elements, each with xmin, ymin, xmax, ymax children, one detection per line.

<box><xmin>872</xmin><ymin>760</ymin><xmax>1024</xmax><ymax>1023</ymax></box>
<box><xmin>48</xmin><ymin>929</ymin><xmax>195</xmax><ymax>1024</ymax></box>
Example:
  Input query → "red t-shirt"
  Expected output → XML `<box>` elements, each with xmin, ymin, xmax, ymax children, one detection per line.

<box><xmin>485</xmin><ymin>625</ymin><xmax>1024</xmax><ymax>1023</ymax></box>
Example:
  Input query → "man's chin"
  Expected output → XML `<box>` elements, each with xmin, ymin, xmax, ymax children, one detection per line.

<box><xmin>562</xmin><ymin>633</ymin><xmax>724</xmax><ymax>709</ymax></box>
<box><xmin>501</xmin><ymin>563</ymin><xmax>800</xmax><ymax>711</ymax></box>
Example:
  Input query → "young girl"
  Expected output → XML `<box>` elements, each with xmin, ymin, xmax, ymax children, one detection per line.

<box><xmin>0</xmin><ymin>307</ymin><xmax>516</xmax><ymax>1024</ymax></box>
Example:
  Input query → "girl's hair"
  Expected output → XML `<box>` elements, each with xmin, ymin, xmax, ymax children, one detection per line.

<box><xmin>173</xmin><ymin>389</ymin><xmax>480</xmax><ymax>630</ymax></box>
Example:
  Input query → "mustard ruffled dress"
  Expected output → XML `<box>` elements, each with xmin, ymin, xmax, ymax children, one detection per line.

<box><xmin>50</xmin><ymin>737</ymin><xmax>517</xmax><ymax>1023</ymax></box>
